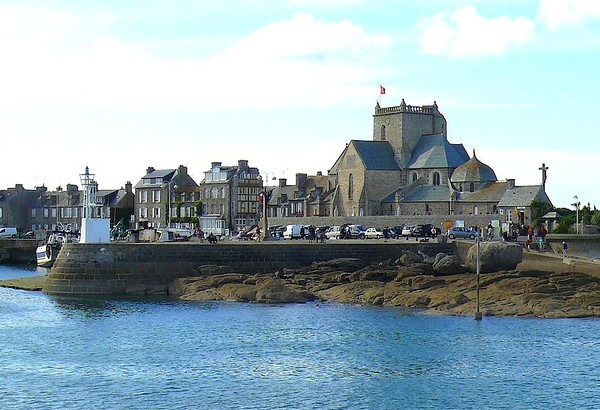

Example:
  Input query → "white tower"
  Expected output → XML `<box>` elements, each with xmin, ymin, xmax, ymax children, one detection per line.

<box><xmin>79</xmin><ymin>166</ymin><xmax>110</xmax><ymax>243</ymax></box>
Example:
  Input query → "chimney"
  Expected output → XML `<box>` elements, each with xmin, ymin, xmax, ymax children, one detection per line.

<box><xmin>125</xmin><ymin>181</ymin><xmax>132</xmax><ymax>193</ymax></box>
<box><xmin>211</xmin><ymin>162</ymin><xmax>222</xmax><ymax>170</ymax></box>
<box><xmin>146</xmin><ymin>166</ymin><xmax>155</xmax><ymax>175</ymax></box>
<box><xmin>506</xmin><ymin>179</ymin><xmax>516</xmax><ymax>189</ymax></box>
<box><xmin>279</xmin><ymin>178</ymin><xmax>287</xmax><ymax>188</ymax></box>
<box><xmin>238</xmin><ymin>159</ymin><xmax>248</xmax><ymax>170</ymax></box>
<box><xmin>178</xmin><ymin>165</ymin><xmax>188</xmax><ymax>179</ymax></box>
<box><xmin>296</xmin><ymin>173</ymin><xmax>307</xmax><ymax>187</ymax></box>
<box><xmin>316</xmin><ymin>171</ymin><xmax>323</xmax><ymax>176</ymax></box>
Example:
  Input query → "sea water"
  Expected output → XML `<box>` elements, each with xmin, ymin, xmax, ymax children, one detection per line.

<box><xmin>1</xmin><ymin>264</ymin><xmax>599</xmax><ymax>410</ymax></box>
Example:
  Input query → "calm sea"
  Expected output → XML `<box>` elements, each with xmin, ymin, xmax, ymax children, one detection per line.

<box><xmin>1</xmin><ymin>264</ymin><xmax>599</xmax><ymax>410</ymax></box>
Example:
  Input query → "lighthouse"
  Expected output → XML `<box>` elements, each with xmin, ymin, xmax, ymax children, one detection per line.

<box><xmin>79</xmin><ymin>166</ymin><xmax>111</xmax><ymax>243</ymax></box>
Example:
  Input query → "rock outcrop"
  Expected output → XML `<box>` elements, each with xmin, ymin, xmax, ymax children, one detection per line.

<box><xmin>465</xmin><ymin>241</ymin><xmax>523</xmax><ymax>273</ymax></box>
<box><xmin>167</xmin><ymin>250</ymin><xmax>600</xmax><ymax>318</ymax></box>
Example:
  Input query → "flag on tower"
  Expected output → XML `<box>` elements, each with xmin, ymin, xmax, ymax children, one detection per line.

<box><xmin>380</xmin><ymin>85</ymin><xmax>386</xmax><ymax>95</ymax></box>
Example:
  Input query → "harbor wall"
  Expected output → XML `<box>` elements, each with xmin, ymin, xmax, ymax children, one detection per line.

<box><xmin>0</xmin><ymin>239</ymin><xmax>37</xmax><ymax>263</ymax></box>
<box><xmin>43</xmin><ymin>241</ymin><xmax>454</xmax><ymax>295</ymax></box>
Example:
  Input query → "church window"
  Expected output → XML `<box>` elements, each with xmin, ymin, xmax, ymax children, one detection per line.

<box><xmin>411</xmin><ymin>172</ymin><xmax>418</xmax><ymax>183</ymax></box>
<box><xmin>469</xmin><ymin>183</ymin><xmax>474</xmax><ymax>192</ymax></box>
<box><xmin>348</xmin><ymin>174</ymin><xmax>354</xmax><ymax>200</ymax></box>
<box><xmin>380</xmin><ymin>125</ymin><xmax>386</xmax><ymax>140</ymax></box>
<box><xmin>432</xmin><ymin>172</ymin><xmax>441</xmax><ymax>186</ymax></box>
<box><xmin>473</xmin><ymin>205</ymin><xmax>479</xmax><ymax>215</ymax></box>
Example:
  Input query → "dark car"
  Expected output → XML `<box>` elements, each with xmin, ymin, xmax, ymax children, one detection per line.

<box><xmin>412</xmin><ymin>224</ymin><xmax>437</xmax><ymax>238</ymax></box>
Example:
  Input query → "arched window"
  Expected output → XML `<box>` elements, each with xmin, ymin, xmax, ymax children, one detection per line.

<box><xmin>220</xmin><ymin>187</ymin><xmax>225</xmax><ymax>198</ymax></box>
<box><xmin>469</xmin><ymin>183</ymin><xmax>475</xmax><ymax>192</ymax></box>
<box><xmin>210</xmin><ymin>204</ymin><xmax>215</xmax><ymax>213</ymax></box>
<box><xmin>348</xmin><ymin>174</ymin><xmax>354</xmax><ymax>200</ymax></box>
<box><xmin>411</xmin><ymin>172</ymin><xmax>418</xmax><ymax>183</ymax></box>
<box><xmin>432</xmin><ymin>172</ymin><xmax>440</xmax><ymax>186</ymax></box>
<box><xmin>473</xmin><ymin>205</ymin><xmax>479</xmax><ymax>215</ymax></box>
<box><xmin>380</xmin><ymin>125</ymin><xmax>386</xmax><ymax>140</ymax></box>
<box><xmin>211</xmin><ymin>187</ymin><xmax>218</xmax><ymax>198</ymax></box>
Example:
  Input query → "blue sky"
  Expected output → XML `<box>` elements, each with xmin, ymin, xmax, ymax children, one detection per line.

<box><xmin>1</xmin><ymin>0</ymin><xmax>598</xmax><ymax>209</ymax></box>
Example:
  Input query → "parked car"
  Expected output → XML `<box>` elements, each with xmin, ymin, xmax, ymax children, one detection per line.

<box><xmin>447</xmin><ymin>227</ymin><xmax>477</xmax><ymax>240</ymax></box>
<box><xmin>365</xmin><ymin>228</ymin><xmax>384</xmax><ymax>239</ymax></box>
<box><xmin>349</xmin><ymin>224</ymin><xmax>368</xmax><ymax>239</ymax></box>
<box><xmin>401</xmin><ymin>225</ymin><xmax>414</xmax><ymax>237</ymax></box>
<box><xmin>325</xmin><ymin>226</ymin><xmax>341</xmax><ymax>240</ymax></box>
<box><xmin>412</xmin><ymin>224</ymin><xmax>438</xmax><ymax>238</ymax></box>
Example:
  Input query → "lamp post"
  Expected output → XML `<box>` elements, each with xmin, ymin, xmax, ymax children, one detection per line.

<box><xmin>474</xmin><ymin>227</ymin><xmax>482</xmax><ymax>321</ymax></box>
<box><xmin>167</xmin><ymin>181</ymin><xmax>178</xmax><ymax>227</ymax></box>
<box><xmin>572</xmin><ymin>195</ymin><xmax>580</xmax><ymax>234</ymax></box>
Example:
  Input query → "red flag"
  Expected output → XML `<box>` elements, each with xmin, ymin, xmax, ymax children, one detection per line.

<box><xmin>380</xmin><ymin>85</ymin><xmax>386</xmax><ymax>95</ymax></box>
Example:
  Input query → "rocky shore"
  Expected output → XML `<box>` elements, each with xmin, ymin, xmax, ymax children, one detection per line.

<box><xmin>169</xmin><ymin>242</ymin><xmax>600</xmax><ymax>319</ymax></box>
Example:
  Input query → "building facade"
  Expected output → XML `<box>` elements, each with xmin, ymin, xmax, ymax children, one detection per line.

<box><xmin>133</xmin><ymin>165</ymin><xmax>199</xmax><ymax>228</ymax></box>
<box><xmin>199</xmin><ymin>160</ymin><xmax>262</xmax><ymax>232</ymax></box>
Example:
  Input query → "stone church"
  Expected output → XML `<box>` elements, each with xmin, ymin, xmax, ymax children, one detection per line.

<box><xmin>326</xmin><ymin>99</ymin><xmax>552</xmax><ymax>225</ymax></box>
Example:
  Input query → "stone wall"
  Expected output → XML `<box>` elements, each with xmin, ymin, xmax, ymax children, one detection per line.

<box><xmin>0</xmin><ymin>239</ymin><xmax>37</xmax><ymax>263</ymax></box>
<box><xmin>43</xmin><ymin>241</ymin><xmax>454</xmax><ymax>295</ymax></box>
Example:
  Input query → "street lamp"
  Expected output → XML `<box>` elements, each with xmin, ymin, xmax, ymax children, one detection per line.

<box><xmin>167</xmin><ymin>180</ymin><xmax>178</xmax><ymax>227</ymax></box>
<box><xmin>572</xmin><ymin>195</ymin><xmax>580</xmax><ymax>234</ymax></box>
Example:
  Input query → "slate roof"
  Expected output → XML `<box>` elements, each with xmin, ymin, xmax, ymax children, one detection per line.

<box><xmin>381</xmin><ymin>184</ymin><xmax>451</xmax><ymax>203</ymax></box>
<box><xmin>450</xmin><ymin>152</ymin><xmax>497</xmax><ymax>183</ymax></box>
<box><xmin>134</xmin><ymin>169</ymin><xmax>176</xmax><ymax>188</ymax></box>
<box><xmin>455</xmin><ymin>181</ymin><xmax>508</xmax><ymax>202</ymax></box>
<box><xmin>352</xmin><ymin>140</ymin><xmax>400</xmax><ymax>170</ymax></box>
<box><xmin>497</xmin><ymin>185</ymin><xmax>552</xmax><ymax>207</ymax></box>
<box><xmin>407</xmin><ymin>134</ymin><xmax>469</xmax><ymax>169</ymax></box>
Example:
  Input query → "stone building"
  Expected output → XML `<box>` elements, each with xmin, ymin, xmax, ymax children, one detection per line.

<box><xmin>266</xmin><ymin>172</ymin><xmax>332</xmax><ymax>218</ymax></box>
<box><xmin>326</xmin><ymin>99</ymin><xmax>552</xmax><ymax>223</ymax></box>
<box><xmin>134</xmin><ymin>165</ymin><xmax>199</xmax><ymax>228</ymax></box>
<box><xmin>199</xmin><ymin>160</ymin><xmax>262</xmax><ymax>232</ymax></box>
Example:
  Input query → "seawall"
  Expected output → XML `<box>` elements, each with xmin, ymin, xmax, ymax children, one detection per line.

<box><xmin>0</xmin><ymin>239</ymin><xmax>37</xmax><ymax>263</ymax></box>
<box><xmin>43</xmin><ymin>240</ymin><xmax>454</xmax><ymax>295</ymax></box>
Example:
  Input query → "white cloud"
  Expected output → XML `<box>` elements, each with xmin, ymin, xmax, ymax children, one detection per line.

<box><xmin>419</xmin><ymin>6</ymin><xmax>534</xmax><ymax>57</ymax></box>
<box><xmin>0</xmin><ymin>9</ymin><xmax>390</xmax><ymax>112</ymax></box>
<box><xmin>538</xmin><ymin>0</ymin><xmax>600</xmax><ymax>30</ymax></box>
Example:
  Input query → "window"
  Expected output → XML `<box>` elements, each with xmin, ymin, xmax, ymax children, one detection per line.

<box><xmin>411</xmin><ymin>172</ymin><xmax>418</xmax><ymax>183</ymax></box>
<box><xmin>211</xmin><ymin>187</ymin><xmax>218</xmax><ymax>199</ymax></box>
<box><xmin>220</xmin><ymin>204</ymin><xmax>225</xmax><ymax>214</ymax></box>
<box><xmin>153</xmin><ymin>190</ymin><xmax>161</xmax><ymax>203</ymax></box>
<box><xmin>380</xmin><ymin>125</ymin><xmax>386</xmax><ymax>140</ymax></box>
<box><xmin>470</xmin><ymin>183</ymin><xmax>474</xmax><ymax>192</ymax></box>
<box><xmin>30</xmin><ymin>208</ymin><xmax>37</xmax><ymax>218</ymax></box>
<box><xmin>221</xmin><ymin>187</ymin><xmax>226</xmax><ymax>198</ymax></box>
<box><xmin>43</xmin><ymin>208</ymin><xmax>49</xmax><ymax>218</ymax></box>
<box><xmin>348</xmin><ymin>174</ymin><xmax>354</xmax><ymax>200</ymax></box>
<box><xmin>139</xmin><ymin>207</ymin><xmax>148</xmax><ymax>218</ymax></box>
<box><xmin>139</xmin><ymin>191</ymin><xmax>148</xmax><ymax>203</ymax></box>
<box><xmin>153</xmin><ymin>208</ymin><xmax>161</xmax><ymax>218</ymax></box>
<box><xmin>432</xmin><ymin>172</ymin><xmax>440</xmax><ymax>186</ymax></box>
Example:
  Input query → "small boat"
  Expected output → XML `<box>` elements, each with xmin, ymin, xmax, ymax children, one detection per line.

<box><xmin>36</xmin><ymin>227</ymin><xmax>79</xmax><ymax>268</ymax></box>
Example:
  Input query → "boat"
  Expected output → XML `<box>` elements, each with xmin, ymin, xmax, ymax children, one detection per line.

<box><xmin>36</xmin><ymin>225</ymin><xmax>79</xmax><ymax>267</ymax></box>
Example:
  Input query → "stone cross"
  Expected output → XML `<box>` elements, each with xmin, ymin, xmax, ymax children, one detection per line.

<box><xmin>539</xmin><ymin>163</ymin><xmax>549</xmax><ymax>190</ymax></box>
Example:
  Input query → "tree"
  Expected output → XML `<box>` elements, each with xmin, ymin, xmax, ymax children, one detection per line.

<box><xmin>530</xmin><ymin>200</ymin><xmax>553</xmax><ymax>228</ymax></box>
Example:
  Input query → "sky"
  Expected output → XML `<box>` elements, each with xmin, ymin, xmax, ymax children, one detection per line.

<box><xmin>1</xmin><ymin>0</ymin><xmax>599</xmax><ymax>209</ymax></box>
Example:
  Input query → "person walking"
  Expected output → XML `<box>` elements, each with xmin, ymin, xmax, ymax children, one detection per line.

<box><xmin>562</xmin><ymin>241</ymin><xmax>568</xmax><ymax>257</ymax></box>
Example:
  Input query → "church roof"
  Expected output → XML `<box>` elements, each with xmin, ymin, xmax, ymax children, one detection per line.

<box><xmin>406</xmin><ymin>134</ymin><xmax>469</xmax><ymax>169</ymax></box>
<box><xmin>497</xmin><ymin>185</ymin><xmax>552</xmax><ymax>207</ymax></box>
<box><xmin>455</xmin><ymin>181</ymin><xmax>508</xmax><ymax>202</ymax></box>
<box><xmin>450</xmin><ymin>151</ymin><xmax>497</xmax><ymax>184</ymax></box>
<box><xmin>352</xmin><ymin>140</ymin><xmax>400</xmax><ymax>170</ymax></box>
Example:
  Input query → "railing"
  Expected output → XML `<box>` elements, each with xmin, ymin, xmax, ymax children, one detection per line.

<box><xmin>375</xmin><ymin>104</ymin><xmax>434</xmax><ymax>115</ymax></box>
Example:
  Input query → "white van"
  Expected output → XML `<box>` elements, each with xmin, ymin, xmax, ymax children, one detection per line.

<box><xmin>283</xmin><ymin>224</ymin><xmax>307</xmax><ymax>240</ymax></box>
<box><xmin>0</xmin><ymin>227</ymin><xmax>18</xmax><ymax>238</ymax></box>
